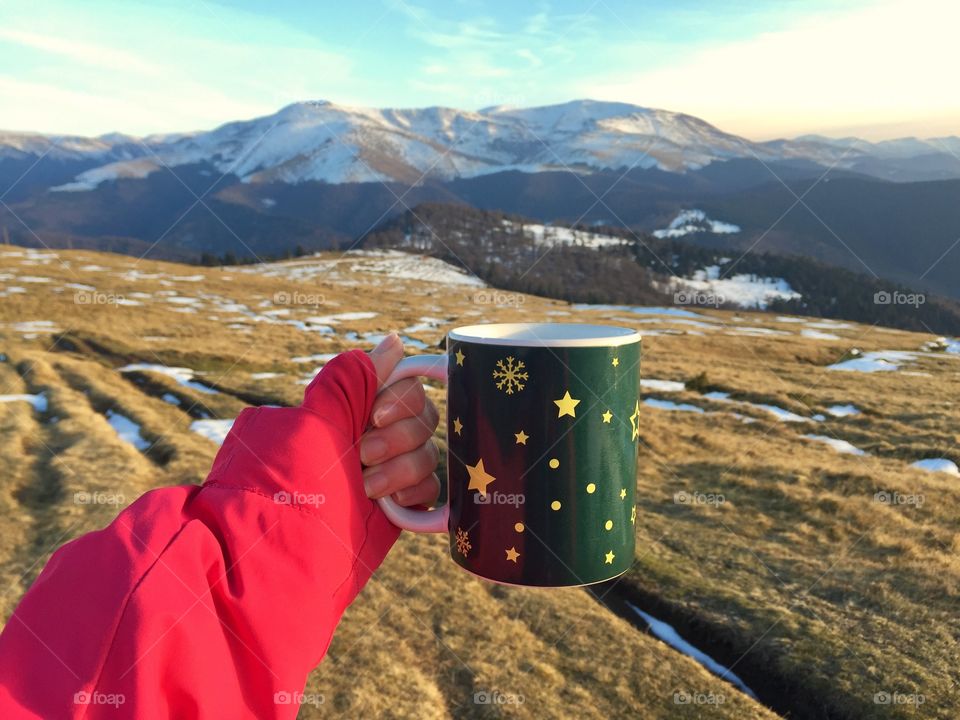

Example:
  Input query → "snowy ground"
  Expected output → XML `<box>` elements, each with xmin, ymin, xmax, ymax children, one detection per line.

<box><xmin>190</xmin><ymin>419</ymin><xmax>235</xmax><ymax>445</ymax></box>
<box><xmin>628</xmin><ymin>603</ymin><xmax>756</xmax><ymax>698</ymax></box>
<box><xmin>670</xmin><ymin>264</ymin><xmax>801</xmax><ymax>310</ymax></box>
<box><xmin>119</xmin><ymin>363</ymin><xmax>218</xmax><ymax>394</ymax></box>
<box><xmin>504</xmin><ymin>221</ymin><xmax>629</xmax><ymax>249</ymax></box>
<box><xmin>804</xmin><ymin>434</ymin><xmax>866</xmax><ymax>456</ymax></box>
<box><xmin>653</xmin><ymin>209</ymin><xmax>741</xmax><ymax>239</ymax></box>
<box><xmin>242</xmin><ymin>250</ymin><xmax>485</xmax><ymax>287</ymax></box>
<box><xmin>911</xmin><ymin>458</ymin><xmax>959</xmax><ymax>476</ymax></box>
<box><xmin>105</xmin><ymin>410</ymin><xmax>150</xmax><ymax>451</ymax></box>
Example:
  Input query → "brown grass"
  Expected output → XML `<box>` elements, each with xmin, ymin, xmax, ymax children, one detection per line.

<box><xmin>1</xmin><ymin>246</ymin><xmax>958</xmax><ymax>718</ymax></box>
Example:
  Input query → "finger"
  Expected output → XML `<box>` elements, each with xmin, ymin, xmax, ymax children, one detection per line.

<box><xmin>363</xmin><ymin>439</ymin><xmax>440</xmax><ymax>499</ymax></box>
<box><xmin>368</xmin><ymin>377</ymin><xmax>427</xmax><ymax>428</ymax></box>
<box><xmin>368</xmin><ymin>333</ymin><xmax>403</xmax><ymax>388</ymax></box>
<box><xmin>360</xmin><ymin>401</ymin><xmax>439</xmax><ymax>466</ymax></box>
<box><xmin>393</xmin><ymin>473</ymin><xmax>441</xmax><ymax>507</ymax></box>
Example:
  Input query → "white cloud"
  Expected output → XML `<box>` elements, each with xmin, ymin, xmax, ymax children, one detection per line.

<box><xmin>582</xmin><ymin>0</ymin><xmax>960</xmax><ymax>139</ymax></box>
<box><xmin>0</xmin><ymin>75</ymin><xmax>272</xmax><ymax>136</ymax></box>
<box><xmin>0</xmin><ymin>28</ymin><xmax>159</xmax><ymax>74</ymax></box>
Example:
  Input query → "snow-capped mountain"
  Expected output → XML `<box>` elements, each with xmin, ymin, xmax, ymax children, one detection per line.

<box><xmin>4</xmin><ymin>99</ymin><xmax>955</xmax><ymax>191</ymax></box>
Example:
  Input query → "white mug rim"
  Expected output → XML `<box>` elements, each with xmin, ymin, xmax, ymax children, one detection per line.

<box><xmin>448</xmin><ymin>322</ymin><xmax>641</xmax><ymax>347</ymax></box>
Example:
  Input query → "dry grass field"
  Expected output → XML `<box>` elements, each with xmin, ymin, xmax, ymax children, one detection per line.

<box><xmin>0</xmin><ymin>245</ymin><xmax>957</xmax><ymax>718</ymax></box>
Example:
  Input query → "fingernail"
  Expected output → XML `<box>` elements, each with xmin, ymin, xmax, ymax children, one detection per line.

<box><xmin>363</xmin><ymin>471</ymin><xmax>389</xmax><ymax>498</ymax></box>
<box><xmin>361</xmin><ymin>437</ymin><xmax>388</xmax><ymax>465</ymax></box>
<box><xmin>371</xmin><ymin>333</ymin><xmax>400</xmax><ymax>356</ymax></box>
<box><xmin>372</xmin><ymin>405</ymin><xmax>392</xmax><ymax>427</ymax></box>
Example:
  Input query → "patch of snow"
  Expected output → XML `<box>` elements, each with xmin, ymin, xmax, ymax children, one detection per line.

<box><xmin>653</xmin><ymin>209</ymin><xmax>741</xmax><ymax>239</ymax></box>
<box><xmin>729</xmin><ymin>326</ymin><xmax>791</xmax><ymax>336</ymax></box>
<box><xmin>190</xmin><ymin>418</ymin><xmax>235</xmax><ymax>445</ymax></box>
<box><xmin>307</xmin><ymin>311</ymin><xmax>378</xmax><ymax>324</ymax></box>
<box><xmin>910</xmin><ymin>458</ymin><xmax>959</xmax><ymax>476</ymax></box>
<box><xmin>244</xmin><ymin>250</ymin><xmax>485</xmax><ymax>288</ymax></box>
<box><xmin>10</xmin><ymin>320</ymin><xmax>59</xmax><ymax>334</ymax></box>
<box><xmin>628</xmin><ymin>603</ymin><xmax>756</xmax><ymax>698</ymax></box>
<box><xmin>755</xmin><ymin>404</ymin><xmax>812</xmax><ymax>423</ymax></box>
<box><xmin>804</xmin><ymin>434</ymin><xmax>866</xmax><ymax>455</ymax></box>
<box><xmin>351</xmin><ymin>332</ymin><xmax>429</xmax><ymax>349</ymax></box>
<box><xmin>672</xmin><ymin>266</ymin><xmax>800</xmax><ymax>310</ymax></box>
<box><xmin>827</xmin><ymin>351</ymin><xmax>917</xmax><ymax>373</ymax></box>
<box><xmin>826</xmin><ymin>404</ymin><xmax>860</xmax><ymax>417</ymax></box>
<box><xmin>634</xmin><ymin>317</ymin><xmax>716</xmax><ymax>329</ymax></box>
<box><xmin>801</xmin><ymin>329</ymin><xmax>841</xmax><ymax>340</ymax></box>
<box><xmin>292</xmin><ymin>353</ymin><xmax>338</xmax><ymax>364</ymax></box>
<box><xmin>644</xmin><ymin>398</ymin><xmax>705</xmax><ymax>414</ymax></box>
<box><xmin>250</xmin><ymin>372</ymin><xmax>282</xmax><ymax>380</ymax></box>
<box><xmin>52</xmin><ymin>157</ymin><xmax>160</xmax><ymax>191</ymax></box>
<box><xmin>641</xmin><ymin>379</ymin><xmax>686</xmax><ymax>392</ymax></box>
<box><xmin>703</xmin><ymin>391</ymin><xmax>731</xmax><ymax>401</ymax></box>
<box><xmin>403</xmin><ymin>316</ymin><xmax>448</xmax><ymax>334</ymax></box>
<box><xmin>806</xmin><ymin>320</ymin><xmax>854</xmax><ymax>329</ymax></box>
<box><xmin>0</xmin><ymin>393</ymin><xmax>47</xmax><ymax>412</ymax></box>
<box><xmin>105</xmin><ymin>410</ymin><xmax>150</xmax><ymax>451</ymax></box>
<box><xmin>572</xmin><ymin>303</ymin><xmax>712</xmax><ymax>320</ymax></box>
<box><xmin>515</xmin><ymin>222</ymin><xmax>629</xmax><ymax>249</ymax></box>
<box><xmin>118</xmin><ymin>363</ymin><xmax>218</xmax><ymax>394</ymax></box>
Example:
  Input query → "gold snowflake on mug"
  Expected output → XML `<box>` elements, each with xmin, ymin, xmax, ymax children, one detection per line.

<box><xmin>492</xmin><ymin>356</ymin><xmax>529</xmax><ymax>394</ymax></box>
<box><xmin>455</xmin><ymin>527</ymin><xmax>472</xmax><ymax>557</ymax></box>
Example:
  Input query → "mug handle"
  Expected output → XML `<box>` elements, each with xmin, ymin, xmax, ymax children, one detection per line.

<box><xmin>374</xmin><ymin>353</ymin><xmax>450</xmax><ymax>533</ymax></box>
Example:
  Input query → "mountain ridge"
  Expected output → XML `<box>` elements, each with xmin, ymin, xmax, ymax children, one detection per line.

<box><xmin>3</xmin><ymin>99</ymin><xmax>959</xmax><ymax>189</ymax></box>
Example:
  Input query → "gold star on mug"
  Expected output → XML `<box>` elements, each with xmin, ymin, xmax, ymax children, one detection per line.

<box><xmin>554</xmin><ymin>390</ymin><xmax>580</xmax><ymax>418</ymax></box>
<box><xmin>466</xmin><ymin>458</ymin><xmax>496</xmax><ymax>496</ymax></box>
<box><xmin>455</xmin><ymin>349</ymin><xmax>465</xmax><ymax>366</ymax></box>
<box><xmin>605</xmin><ymin>550</ymin><xmax>616</xmax><ymax>564</ymax></box>
<box><xmin>514</xmin><ymin>430</ymin><xmax>529</xmax><ymax>445</ymax></box>
<box><xmin>612</xmin><ymin>357</ymin><xmax>620</xmax><ymax>367</ymax></box>
<box><xmin>453</xmin><ymin>417</ymin><xmax>463</xmax><ymax>435</ymax></box>
<box><xmin>629</xmin><ymin>400</ymin><xmax>640</xmax><ymax>441</ymax></box>
<box><xmin>505</xmin><ymin>547</ymin><xmax>520</xmax><ymax>563</ymax></box>
<box><xmin>601</xmin><ymin>410</ymin><xmax>613</xmax><ymax>424</ymax></box>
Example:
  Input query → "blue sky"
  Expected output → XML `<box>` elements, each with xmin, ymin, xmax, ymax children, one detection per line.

<box><xmin>1</xmin><ymin>0</ymin><xmax>956</xmax><ymax>139</ymax></box>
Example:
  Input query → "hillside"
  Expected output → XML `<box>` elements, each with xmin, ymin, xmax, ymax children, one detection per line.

<box><xmin>360</xmin><ymin>203</ymin><xmax>960</xmax><ymax>335</ymax></box>
<box><xmin>1</xmin><ymin>245</ymin><xmax>958</xmax><ymax>718</ymax></box>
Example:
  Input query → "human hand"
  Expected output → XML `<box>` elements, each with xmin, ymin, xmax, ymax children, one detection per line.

<box><xmin>361</xmin><ymin>334</ymin><xmax>442</xmax><ymax>507</ymax></box>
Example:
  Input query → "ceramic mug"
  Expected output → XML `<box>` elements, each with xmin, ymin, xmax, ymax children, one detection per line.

<box><xmin>378</xmin><ymin>322</ymin><xmax>641</xmax><ymax>587</ymax></box>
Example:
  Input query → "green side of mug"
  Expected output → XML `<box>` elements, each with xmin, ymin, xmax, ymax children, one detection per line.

<box><xmin>445</xmin><ymin>338</ymin><xmax>640</xmax><ymax>587</ymax></box>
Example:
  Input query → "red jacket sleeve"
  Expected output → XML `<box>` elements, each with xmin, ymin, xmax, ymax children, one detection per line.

<box><xmin>0</xmin><ymin>349</ymin><xmax>401</xmax><ymax>719</ymax></box>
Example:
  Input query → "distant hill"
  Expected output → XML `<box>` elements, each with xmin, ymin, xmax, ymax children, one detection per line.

<box><xmin>359</xmin><ymin>203</ymin><xmax>960</xmax><ymax>335</ymax></box>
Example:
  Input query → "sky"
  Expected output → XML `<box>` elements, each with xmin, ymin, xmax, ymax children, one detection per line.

<box><xmin>1</xmin><ymin>0</ymin><xmax>957</xmax><ymax>140</ymax></box>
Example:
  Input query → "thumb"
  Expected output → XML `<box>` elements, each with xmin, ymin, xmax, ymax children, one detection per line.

<box><xmin>368</xmin><ymin>333</ymin><xmax>404</xmax><ymax>387</ymax></box>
